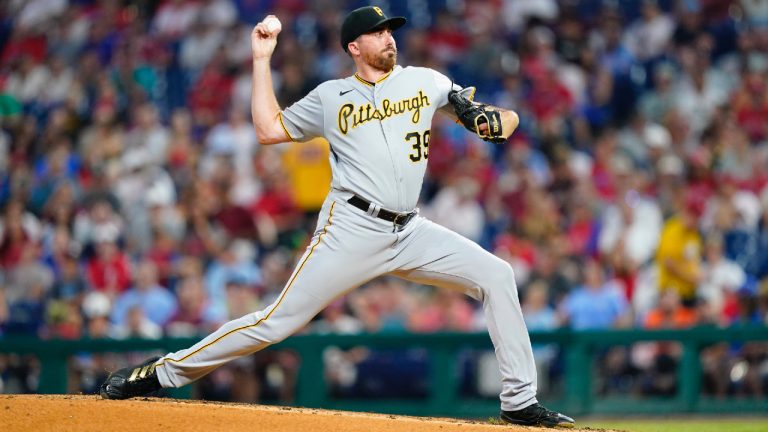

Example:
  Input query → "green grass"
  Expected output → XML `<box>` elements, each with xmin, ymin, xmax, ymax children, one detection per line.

<box><xmin>583</xmin><ymin>419</ymin><xmax>768</xmax><ymax>432</ymax></box>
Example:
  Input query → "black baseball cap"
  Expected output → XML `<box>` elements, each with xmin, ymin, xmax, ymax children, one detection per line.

<box><xmin>340</xmin><ymin>6</ymin><xmax>406</xmax><ymax>52</ymax></box>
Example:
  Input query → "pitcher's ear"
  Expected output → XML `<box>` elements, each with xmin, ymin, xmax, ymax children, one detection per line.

<box><xmin>348</xmin><ymin>41</ymin><xmax>359</xmax><ymax>56</ymax></box>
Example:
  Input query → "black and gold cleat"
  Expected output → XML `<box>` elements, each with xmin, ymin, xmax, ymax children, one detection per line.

<box><xmin>500</xmin><ymin>403</ymin><xmax>575</xmax><ymax>428</ymax></box>
<box><xmin>100</xmin><ymin>356</ymin><xmax>163</xmax><ymax>400</ymax></box>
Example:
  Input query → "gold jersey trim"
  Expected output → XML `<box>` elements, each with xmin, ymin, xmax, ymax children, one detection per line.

<box><xmin>354</xmin><ymin>69</ymin><xmax>393</xmax><ymax>86</ymax></box>
<box><xmin>278</xmin><ymin>112</ymin><xmax>296</xmax><ymax>142</ymax></box>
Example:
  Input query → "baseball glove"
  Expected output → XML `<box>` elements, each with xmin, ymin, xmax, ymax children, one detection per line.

<box><xmin>448</xmin><ymin>88</ymin><xmax>506</xmax><ymax>143</ymax></box>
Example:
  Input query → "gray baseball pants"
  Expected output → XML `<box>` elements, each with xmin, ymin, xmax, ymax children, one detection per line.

<box><xmin>155</xmin><ymin>189</ymin><xmax>538</xmax><ymax>411</ymax></box>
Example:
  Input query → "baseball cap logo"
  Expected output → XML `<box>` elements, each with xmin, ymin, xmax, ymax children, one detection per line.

<box><xmin>373</xmin><ymin>6</ymin><xmax>384</xmax><ymax>16</ymax></box>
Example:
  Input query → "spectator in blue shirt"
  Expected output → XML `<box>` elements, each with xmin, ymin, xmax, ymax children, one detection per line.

<box><xmin>204</xmin><ymin>239</ymin><xmax>261</xmax><ymax>318</ymax></box>
<box><xmin>111</xmin><ymin>259</ymin><xmax>178</xmax><ymax>328</ymax></box>
<box><xmin>559</xmin><ymin>259</ymin><xmax>631</xmax><ymax>330</ymax></box>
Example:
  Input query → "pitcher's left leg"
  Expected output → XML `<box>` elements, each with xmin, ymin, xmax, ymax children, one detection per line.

<box><xmin>389</xmin><ymin>217</ymin><xmax>574</xmax><ymax>427</ymax></box>
<box><xmin>390</xmin><ymin>218</ymin><xmax>536</xmax><ymax>410</ymax></box>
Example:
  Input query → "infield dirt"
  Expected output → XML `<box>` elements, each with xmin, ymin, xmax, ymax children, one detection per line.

<box><xmin>0</xmin><ymin>394</ymin><xmax>611</xmax><ymax>432</ymax></box>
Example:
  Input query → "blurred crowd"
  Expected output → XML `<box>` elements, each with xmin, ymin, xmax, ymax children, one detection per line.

<box><xmin>1</xmin><ymin>0</ymin><xmax>767</xmax><ymax>401</ymax></box>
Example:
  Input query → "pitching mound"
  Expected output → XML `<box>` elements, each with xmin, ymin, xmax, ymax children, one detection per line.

<box><xmin>0</xmin><ymin>395</ymin><xmax>602</xmax><ymax>432</ymax></box>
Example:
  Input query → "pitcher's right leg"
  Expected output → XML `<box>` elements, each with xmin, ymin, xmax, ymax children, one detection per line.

<box><xmin>155</xmin><ymin>201</ymin><xmax>390</xmax><ymax>388</ymax></box>
<box><xmin>101</xmin><ymin>199</ymin><xmax>391</xmax><ymax>398</ymax></box>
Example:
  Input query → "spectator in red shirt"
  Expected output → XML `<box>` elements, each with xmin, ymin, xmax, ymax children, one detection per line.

<box><xmin>0</xmin><ymin>200</ymin><xmax>41</xmax><ymax>269</ymax></box>
<box><xmin>146</xmin><ymin>229</ymin><xmax>179</xmax><ymax>289</ymax></box>
<box><xmin>731</xmin><ymin>67</ymin><xmax>768</xmax><ymax>144</ymax></box>
<box><xmin>187</xmin><ymin>54</ymin><xmax>233</xmax><ymax>127</ymax></box>
<box><xmin>251</xmin><ymin>150</ymin><xmax>301</xmax><ymax>239</ymax></box>
<box><xmin>165</xmin><ymin>276</ymin><xmax>224</xmax><ymax>337</ymax></box>
<box><xmin>527</xmin><ymin>65</ymin><xmax>574</xmax><ymax>123</ymax></box>
<box><xmin>408</xmin><ymin>289</ymin><xmax>475</xmax><ymax>333</ymax></box>
<box><xmin>1</xmin><ymin>28</ymin><xmax>47</xmax><ymax>65</ymax></box>
<box><xmin>426</xmin><ymin>11</ymin><xmax>468</xmax><ymax>64</ymax></box>
<box><xmin>85</xmin><ymin>225</ymin><xmax>132</xmax><ymax>296</ymax></box>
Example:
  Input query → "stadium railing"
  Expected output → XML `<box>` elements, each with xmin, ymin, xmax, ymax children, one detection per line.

<box><xmin>1</xmin><ymin>327</ymin><xmax>766</xmax><ymax>416</ymax></box>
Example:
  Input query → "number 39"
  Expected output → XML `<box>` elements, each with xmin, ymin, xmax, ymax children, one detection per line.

<box><xmin>406</xmin><ymin>130</ymin><xmax>430</xmax><ymax>162</ymax></box>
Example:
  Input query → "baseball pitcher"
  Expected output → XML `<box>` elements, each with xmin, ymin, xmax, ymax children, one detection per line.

<box><xmin>100</xmin><ymin>6</ymin><xmax>575</xmax><ymax>428</ymax></box>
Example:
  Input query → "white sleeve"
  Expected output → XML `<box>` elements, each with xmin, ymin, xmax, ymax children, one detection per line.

<box><xmin>430</xmin><ymin>69</ymin><xmax>461</xmax><ymax>108</ymax></box>
<box><xmin>429</xmin><ymin>69</ymin><xmax>476</xmax><ymax>106</ymax></box>
<box><xmin>280</xmin><ymin>87</ymin><xmax>324</xmax><ymax>142</ymax></box>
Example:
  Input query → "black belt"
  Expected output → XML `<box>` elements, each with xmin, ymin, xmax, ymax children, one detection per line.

<box><xmin>347</xmin><ymin>195</ymin><xmax>417</xmax><ymax>226</ymax></box>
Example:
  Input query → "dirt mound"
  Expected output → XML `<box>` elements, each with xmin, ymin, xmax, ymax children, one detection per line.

<box><xmin>0</xmin><ymin>395</ymin><xmax>600</xmax><ymax>432</ymax></box>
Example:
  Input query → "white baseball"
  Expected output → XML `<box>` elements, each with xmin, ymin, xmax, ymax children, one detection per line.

<box><xmin>263</xmin><ymin>16</ymin><xmax>281</xmax><ymax>34</ymax></box>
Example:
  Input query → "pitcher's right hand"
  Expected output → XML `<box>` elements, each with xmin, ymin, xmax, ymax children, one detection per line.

<box><xmin>252</xmin><ymin>15</ymin><xmax>281</xmax><ymax>60</ymax></box>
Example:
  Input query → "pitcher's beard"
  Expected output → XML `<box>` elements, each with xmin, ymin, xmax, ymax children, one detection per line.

<box><xmin>364</xmin><ymin>49</ymin><xmax>397</xmax><ymax>72</ymax></box>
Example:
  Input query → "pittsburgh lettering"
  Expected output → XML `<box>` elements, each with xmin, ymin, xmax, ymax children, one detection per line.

<box><xmin>338</xmin><ymin>90</ymin><xmax>430</xmax><ymax>134</ymax></box>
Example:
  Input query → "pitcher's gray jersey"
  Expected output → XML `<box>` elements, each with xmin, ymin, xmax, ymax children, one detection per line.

<box><xmin>279</xmin><ymin>65</ymin><xmax>458</xmax><ymax>212</ymax></box>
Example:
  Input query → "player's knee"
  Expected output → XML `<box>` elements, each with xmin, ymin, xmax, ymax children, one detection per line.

<box><xmin>261</xmin><ymin>320</ymin><xmax>300</xmax><ymax>344</ymax></box>
<box><xmin>263</xmin><ymin>326</ymin><xmax>293</xmax><ymax>344</ymax></box>
<box><xmin>490</xmin><ymin>259</ymin><xmax>517</xmax><ymax>295</ymax></box>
